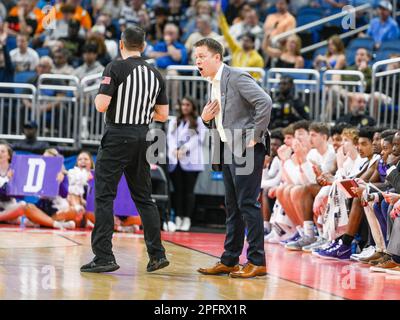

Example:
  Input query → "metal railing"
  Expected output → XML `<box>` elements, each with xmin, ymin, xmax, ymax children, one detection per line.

<box><xmin>79</xmin><ymin>72</ymin><xmax>104</xmax><ymax>146</ymax></box>
<box><xmin>165</xmin><ymin>65</ymin><xmax>266</xmax><ymax>114</ymax></box>
<box><xmin>301</xmin><ymin>24</ymin><xmax>370</xmax><ymax>54</ymax></box>
<box><xmin>166</xmin><ymin>65</ymin><xmax>266</xmax><ymax>81</ymax></box>
<box><xmin>2</xmin><ymin>62</ymin><xmax>399</xmax><ymax>149</ymax></box>
<box><xmin>321</xmin><ymin>70</ymin><xmax>365</xmax><ymax>122</ymax></box>
<box><xmin>0</xmin><ymin>83</ymin><xmax>36</xmax><ymax>141</ymax></box>
<box><xmin>36</xmin><ymin>74</ymin><xmax>81</xmax><ymax>147</ymax></box>
<box><xmin>265</xmin><ymin>68</ymin><xmax>321</xmax><ymax>120</ymax></box>
<box><xmin>165</xmin><ymin>74</ymin><xmax>210</xmax><ymax>114</ymax></box>
<box><xmin>370</xmin><ymin>56</ymin><xmax>400</xmax><ymax>128</ymax></box>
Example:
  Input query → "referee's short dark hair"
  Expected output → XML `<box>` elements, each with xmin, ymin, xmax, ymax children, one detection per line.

<box><xmin>193</xmin><ymin>38</ymin><xmax>224</xmax><ymax>60</ymax></box>
<box><xmin>121</xmin><ymin>26</ymin><xmax>146</xmax><ymax>51</ymax></box>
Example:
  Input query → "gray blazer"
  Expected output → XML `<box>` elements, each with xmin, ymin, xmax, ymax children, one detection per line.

<box><xmin>204</xmin><ymin>65</ymin><xmax>272</xmax><ymax>169</ymax></box>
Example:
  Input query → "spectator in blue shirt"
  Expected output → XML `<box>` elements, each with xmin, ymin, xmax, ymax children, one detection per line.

<box><xmin>147</xmin><ymin>23</ymin><xmax>188</xmax><ymax>72</ymax></box>
<box><xmin>367</xmin><ymin>0</ymin><xmax>400</xmax><ymax>49</ymax></box>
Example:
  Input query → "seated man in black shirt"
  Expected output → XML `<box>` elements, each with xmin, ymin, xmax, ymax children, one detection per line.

<box><xmin>336</xmin><ymin>93</ymin><xmax>376</xmax><ymax>128</ymax></box>
<box><xmin>13</xmin><ymin>121</ymin><xmax>50</xmax><ymax>154</ymax></box>
<box><xmin>270</xmin><ymin>76</ymin><xmax>310</xmax><ymax>129</ymax></box>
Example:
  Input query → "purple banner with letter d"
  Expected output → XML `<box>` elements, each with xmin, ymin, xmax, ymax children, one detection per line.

<box><xmin>8</xmin><ymin>154</ymin><xmax>63</xmax><ymax>197</ymax></box>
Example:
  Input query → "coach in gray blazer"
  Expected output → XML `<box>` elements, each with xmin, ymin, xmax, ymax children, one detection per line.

<box><xmin>194</xmin><ymin>38</ymin><xmax>272</xmax><ymax>278</ymax></box>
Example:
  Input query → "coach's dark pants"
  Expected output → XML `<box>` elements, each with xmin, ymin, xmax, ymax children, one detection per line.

<box><xmin>220</xmin><ymin>143</ymin><xmax>266</xmax><ymax>267</ymax></box>
<box><xmin>91</xmin><ymin>124</ymin><xmax>166</xmax><ymax>264</ymax></box>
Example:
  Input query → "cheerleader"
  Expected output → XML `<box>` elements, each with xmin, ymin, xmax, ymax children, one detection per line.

<box><xmin>25</xmin><ymin>148</ymin><xmax>80</xmax><ymax>229</ymax></box>
<box><xmin>67</xmin><ymin>151</ymin><xmax>96</xmax><ymax>228</ymax></box>
<box><xmin>0</xmin><ymin>144</ymin><xmax>73</xmax><ymax>229</ymax></box>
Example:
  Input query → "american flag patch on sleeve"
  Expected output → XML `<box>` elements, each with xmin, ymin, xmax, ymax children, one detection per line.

<box><xmin>101</xmin><ymin>76</ymin><xmax>111</xmax><ymax>85</ymax></box>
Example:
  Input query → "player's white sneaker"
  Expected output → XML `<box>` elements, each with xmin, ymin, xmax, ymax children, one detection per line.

<box><xmin>265</xmin><ymin>228</ymin><xmax>296</xmax><ymax>244</ymax></box>
<box><xmin>163</xmin><ymin>221</ymin><xmax>176</xmax><ymax>232</ymax></box>
<box><xmin>180</xmin><ymin>217</ymin><xmax>191</xmax><ymax>231</ymax></box>
<box><xmin>350</xmin><ymin>245</ymin><xmax>376</xmax><ymax>261</ymax></box>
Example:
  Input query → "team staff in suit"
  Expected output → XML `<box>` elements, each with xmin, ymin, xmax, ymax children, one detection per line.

<box><xmin>194</xmin><ymin>38</ymin><xmax>272</xmax><ymax>278</ymax></box>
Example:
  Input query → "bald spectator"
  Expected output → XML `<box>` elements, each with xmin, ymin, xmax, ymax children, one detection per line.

<box><xmin>336</xmin><ymin>93</ymin><xmax>376</xmax><ymax>127</ymax></box>
<box><xmin>263</xmin><ymin>0</ymin><xmax>296</xmax><ymax>40</ymax></box>
<box><xmin>10</xmin><ymin>33</ymin><xmax>39</xmax><ymax>72</ymax></box>
<box><xmin>147</xmin><ymin>23</ymin><xmax>188</xmax><ymax>73</ymax></box>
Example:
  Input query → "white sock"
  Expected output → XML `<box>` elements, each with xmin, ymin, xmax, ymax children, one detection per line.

<box><xmin>303</xmin><ymin>221</ymin><xmax>315</xmax><ymax>238</ymax></box>
<box><xmin>264</xmin><ymin>221</ymin><xmax>271</xmax><ymax>232</ymax></box>
<box><xmin>53</xmin><ymin>221</ymin><xmax>63</xmax><ymax>229</ymax></box>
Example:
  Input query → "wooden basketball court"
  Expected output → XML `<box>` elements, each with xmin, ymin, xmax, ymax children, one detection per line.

<box><xmin>0</xmin><ymin>226</ymin><xmax>398</xmax><ymax>300</ymax></box>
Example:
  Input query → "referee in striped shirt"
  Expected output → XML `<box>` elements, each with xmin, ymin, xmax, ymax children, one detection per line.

<box><xmin>81</xmin><ymin>26</ymin><xmax>170</xmax><ymax>273</ymax></box>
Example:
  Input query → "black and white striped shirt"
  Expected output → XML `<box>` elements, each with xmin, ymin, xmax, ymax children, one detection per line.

<box><xmin>98</xmin><ymin>56</ymin><xmax>168</xmax><ymax>125</ymax></box>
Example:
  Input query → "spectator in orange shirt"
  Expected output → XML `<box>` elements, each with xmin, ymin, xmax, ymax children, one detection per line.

<box><xmin>55</xmin><ymin>0</ymin><xmax>92</xmax><ymax>31</ymax></box>
<box><xmin>6</xmin><ymin>0</ymin><xmax>45</xmax><ymax>36</ymax></box>
<box><xmin>263</xmin><ymin>0</ymin><xmax>296</xmax><ymax>40</ymax></box>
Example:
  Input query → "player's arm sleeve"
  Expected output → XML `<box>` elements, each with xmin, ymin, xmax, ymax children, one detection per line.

<box><xmin>98</xmin><ymin>62</ymin><xmax>118</xmax><ymax>97</ymax></box>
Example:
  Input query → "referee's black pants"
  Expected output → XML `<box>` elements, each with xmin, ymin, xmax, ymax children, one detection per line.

<box><xmin>91</xmin><ymin>124</ymin><xmax>166</xmax><ymax>264</ymax></box>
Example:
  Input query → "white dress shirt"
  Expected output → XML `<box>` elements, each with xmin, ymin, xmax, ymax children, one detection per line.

<box><xmin>210</xmin><ymin>63</ymin><xmax>227</xmax><ymax>142</ymax></box>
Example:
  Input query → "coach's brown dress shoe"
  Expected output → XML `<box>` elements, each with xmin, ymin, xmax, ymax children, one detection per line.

<box><xmin>197</xmin><ymin>262</ymin><xmax>240</xmax><ymax>275</ymax></box>
<box><xmin>229</xmin><ymin>263</ymin><xmax>267</xmax><ymax>278</ymax></box>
